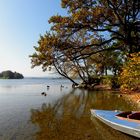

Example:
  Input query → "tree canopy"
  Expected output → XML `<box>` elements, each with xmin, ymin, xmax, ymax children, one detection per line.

<box><xmin>49</xmin><ymin>0</ymin><xmax>139</xmax><ymax>55</ymax></box>
<box><xmin>30</xmin><ymin>0</ymin><xmax>139</xmax><ymax>87</ymax></box>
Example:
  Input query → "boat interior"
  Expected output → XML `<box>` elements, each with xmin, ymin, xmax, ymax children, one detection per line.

<box><xmin>116</xmin><ymin>111</ymin><xmax>140</xmax><ymax>120</ymax></box>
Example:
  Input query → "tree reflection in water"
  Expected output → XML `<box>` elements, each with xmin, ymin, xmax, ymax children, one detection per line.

<box><xmin>31</xmin><ymin>89</ymin><xmax>137</xmax><ymax>140</ymax></box>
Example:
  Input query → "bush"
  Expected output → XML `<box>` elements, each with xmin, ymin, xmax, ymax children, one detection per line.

<box><xmin>110</xmin><ymin>76</ymin><xmax>120</xmax><ymax>89</ymax></box>
<box><xmin>101</xmin><ymin>75</ymin><xmax>120</xmax><ymax>89</ymax></box>
<box><xmin>119</xmin><ymin>52</ymin><xmax>140</xmax><ymax>91</ymax></box>
<box><xmin>101</xmin><ymin>75</ymin><xmax>113</xmax><ymax>86</ymax></box>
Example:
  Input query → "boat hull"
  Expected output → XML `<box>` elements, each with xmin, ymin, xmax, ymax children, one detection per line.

<box><xmin>91</xmin><ymin>109</ymin><xmax>140</xmax><ymax>138</ymax></box>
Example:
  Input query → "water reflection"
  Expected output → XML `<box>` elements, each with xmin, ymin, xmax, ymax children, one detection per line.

<box><xmin>31</xmin><ymin>89</ymin><xmax>138</xmax><ymax>140</ymax></box>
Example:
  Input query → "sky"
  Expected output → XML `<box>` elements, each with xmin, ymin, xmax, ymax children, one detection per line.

<box><xmin>0</xmin><ymin>0</ymin><xmax>66</xmax><ymax>77</ymax></box>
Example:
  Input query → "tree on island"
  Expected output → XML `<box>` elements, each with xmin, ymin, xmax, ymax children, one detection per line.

<box><xmin>0</xmin><ymin>70</ymin><xmax>24</xmax><ymax>79</ymax></box>
<box><xmin>30</xmin><ymin>0</ymin><xmax>139</xmax><ymax>89</ymax></box>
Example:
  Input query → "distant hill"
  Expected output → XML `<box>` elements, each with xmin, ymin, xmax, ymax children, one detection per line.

<box><xmin>0</xmin><ymin>70</ymin><xmax>24</xmax><ymax>79</ymax></box>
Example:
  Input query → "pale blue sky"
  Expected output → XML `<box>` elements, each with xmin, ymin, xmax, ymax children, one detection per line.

<box><xmin>0</xmin><ymin>0</ymin><xmax>66</xmax><ymax>77</ymax></box>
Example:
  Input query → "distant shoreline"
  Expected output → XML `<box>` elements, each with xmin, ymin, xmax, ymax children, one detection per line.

<box><xmin>0</xmin><ymin>70</ymin><xmax>24</xmax><ymax>79</ymax></box>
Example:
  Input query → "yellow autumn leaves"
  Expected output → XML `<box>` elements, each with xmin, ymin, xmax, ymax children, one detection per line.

<box><xmin>120</xmin><ymin>52</ymin><xmax>140</xmax><ymax>91</ymax></box>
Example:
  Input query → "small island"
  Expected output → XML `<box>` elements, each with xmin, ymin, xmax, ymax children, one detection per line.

<box><xmin>0</xmin><ymin>70</ymin><xmax>24</xmax><ymax>79</ymax></box>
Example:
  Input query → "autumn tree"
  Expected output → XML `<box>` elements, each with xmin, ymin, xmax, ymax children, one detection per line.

<box><xmin>31</xmin><ymin>31</ymin><xmax>104</xmax><ymax>87</ymax></box>
<box><xmin>31</xmin><ymin>32</ymin><xmax>78</xmax><ymax>85</ymax></box>
<box><xmin>31</xmin><ymin>0</ymin><xmax>139</xmax><ymax>88</ymax></box>
<box><xmin>88</xmin><ymin>49</ymin><xmax>124</xmax><ymax>76</ymax></box>
<box><xmin>49</xmin><ymin>0</ymin><xmax>139</xmax><ymax>87</ymax></box>
<box><xmin>120</xmin><ymin>52</ymin><xmax>140</xmax><ymax>91</ymax></box>
<box><xmin>49</xmin><ymin>0</ymin><xmax>139</xmax><ymax>58</ymax></box>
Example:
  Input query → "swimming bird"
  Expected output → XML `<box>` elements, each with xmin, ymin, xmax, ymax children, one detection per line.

<box><xmin>60</xmin><ymin>85</ymin><xmax>64</xmax><ymax>88</ymax></box>
<box><xmin>41</xmin><ymin>92</ymin><xmax>45</xmax><ymax>95</ymax></box>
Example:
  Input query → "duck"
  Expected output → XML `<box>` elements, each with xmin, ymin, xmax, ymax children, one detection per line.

<box><xmin>41</xmin><ymin>92</ymin><xmax>45</xmax><ymax>95</ymax></box>
<box><xmin>60</xmin><ymin>85</ymin><xmax>64</xmax><ymax>88</ymax></box>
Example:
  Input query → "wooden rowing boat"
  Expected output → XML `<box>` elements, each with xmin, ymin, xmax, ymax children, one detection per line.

<box><xmin>91</xmin><ymin>109</ymin><xmax>140</xmax><ymax>138</ymax></box>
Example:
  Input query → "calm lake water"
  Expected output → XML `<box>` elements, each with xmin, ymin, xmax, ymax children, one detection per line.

<box><xmin>0</xmin><ymin>78</ymin><xmax>139</xmax><ymax>140</ymax></box>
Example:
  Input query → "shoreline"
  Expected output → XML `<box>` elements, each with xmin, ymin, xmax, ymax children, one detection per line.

<box><xmin>94</xmin><ymin>84</ymin><xmax>140</xmax><ymax>107</ymax></box>
<box><xmin>121</xmin><ymin>92</ymin><xmax>140</xmax><ymax>107</ymax></box>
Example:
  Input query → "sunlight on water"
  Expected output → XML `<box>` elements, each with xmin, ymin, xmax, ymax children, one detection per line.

<box><xmin>0</xmin><ymin>79</ymin><xmax>139</xmax><ymax>140</ymax></box>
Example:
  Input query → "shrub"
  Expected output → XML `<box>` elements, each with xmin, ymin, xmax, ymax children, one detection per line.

<box><xmin>101</xmin><ymin>75</ymin><xmax>113</xmax><ymax>86</ymax></box>
<box><xmin>120</xmin><ymin>52</ymin><xmax>140</xmax><ymax>91</ymax></box>
<box><xmin>101</xmin><ymin>75</ymin><xmax>120</xmax><ymax>89</ymax></box>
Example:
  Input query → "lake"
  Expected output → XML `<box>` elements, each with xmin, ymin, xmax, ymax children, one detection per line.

<box><xmin>0</xmin><ymin>78</ymin><xmax>139</xmax><ymax>140</ymax></box>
